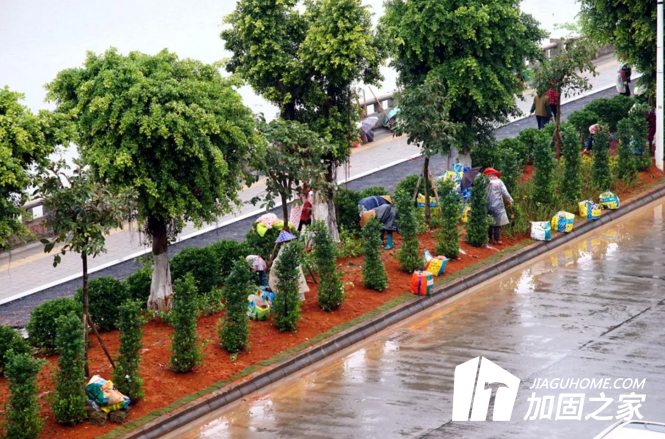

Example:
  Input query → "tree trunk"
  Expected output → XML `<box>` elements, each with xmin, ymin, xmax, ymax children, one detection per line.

<box><xmin>281</xmin><ymin>192</ymin><xmax>290</xmax><ymax>232</ymax></box>
<box><xmin>314</xmin><ymin>163</ymin><xmax>340</xmax><ymax>242</ymax></box>
<box><xmin>423</xmin><ymin>156</ymin><xmax>431</xmax><ymax>225</ymax></box>
<box><xmin>148</xmin><ymin>218</ymin><xmax>172</xmax><ymax>311</ymax></box>
<box><xmin>554</xmin><ymin>93</ymin><xmax>562</xmax><ymax>157</ymax></box>
<box><xmin>81</xmin><ymin>252</ymin><xmax>89</xmax><ymax>377</ymax></box>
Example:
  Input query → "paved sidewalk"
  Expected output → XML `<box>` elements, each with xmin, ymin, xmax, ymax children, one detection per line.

<box><xmin>0</xmin><ymin>53</ymin><xmax>624</xmax><ymax>310</ymax></box>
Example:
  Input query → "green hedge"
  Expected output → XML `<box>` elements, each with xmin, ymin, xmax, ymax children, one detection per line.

<box><xmin>584</xmin><ymin>95</ymin><xmax>634</xmax><ymax>132</ymax></box>
<box><xmin>0</xmin><ymin>325</ymin><xmax>31</xmax><ymax>373</ymax></box>
<box><xmin>27</xmin><ymin>298</ymin><xmax>81</xmax><ymax>351</ymax></box>
<box><xmin>76</xmin><ymin>277</ymin><xmax>129</xmax><ymax>332</ymax></box>
<box><xmin>170</xmin><ymin>246</ymin><xmax>220</xmax><ymax>295</ymax></box>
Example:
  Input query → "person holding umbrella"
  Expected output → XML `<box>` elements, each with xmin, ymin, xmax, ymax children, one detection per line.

<box><xmin>484</xmin><ymin>168</ymin><xmax>514</xmax><ymax>245</ymax></box>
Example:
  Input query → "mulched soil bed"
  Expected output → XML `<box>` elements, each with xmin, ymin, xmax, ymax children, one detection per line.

<box><xmin>1</xmin><ymin>166</ymin><xmax>663</xmax><ymax>439</ymax></box>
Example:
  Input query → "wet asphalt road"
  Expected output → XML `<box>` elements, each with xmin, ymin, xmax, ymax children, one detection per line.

<box><xmin>164</xmin><ymin>199</ymin><xmax>665</xmax><ymax>439</ymax></box>
<box><xmin>0</xmin><ymin>87</ymin><xmax>618</xmax><ymax>327</ymax></box>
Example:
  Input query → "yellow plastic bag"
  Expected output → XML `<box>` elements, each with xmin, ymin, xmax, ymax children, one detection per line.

<box><xmin>461</xmin><ymin>205</ymin><xmax>471</xmax><ymax>224</ymax></box>
<box><xmin>551</xmin><ymin>211</ymin><xmax>575</xmax><ymax>233</ymax></box>
<box><xmin>578</xmin><ymin>200</ymin><xmax>601</xmax><ymax>220</ymax></box>
<box><xmin>599</xmin><ymin>191</ymin><xmax>620</xmax><ymax>210</ymax></box>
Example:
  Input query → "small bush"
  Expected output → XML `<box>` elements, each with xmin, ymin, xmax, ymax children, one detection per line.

<box><xmin>52</xmin><ymin>312</ymin><xmax>87</xmax><ymax>426</ymax></box>
<box><xmin>76</xmin><ymin>277</ymin><xmax>129</xmax><ymax>332</ymax></box>
<box><xmin>435</xmin><ymin>180</ymin><xmax>461</xmax><ymax>259</ymax></box>
<box><xmin>273</xmin><ymin>241</ymin><xmax>304</xmax><ymax>332</ymax></box>
<box><xmin>516</xmin><ymin>128</ymin><xmax>541</xmax><ymax>164</ymax></box>
<box><xmin>209</xmin><ymin>240</ymin><xmax>251</xmax><ymax>281</ymax></box>
<box><xmin>245</xmin><ymin>224</ymin><xmax>282</xmax><ymax>262</ymax></box>
<box><xmin>560</xmin><ymin>123</ymin><xmax>583</xmax><ymax>203</ymax></box>
<box><xmin>169</xmin><ymin>273</ymin><xmax>202</xmax><ymax>373</ymax></box>
<box><xmin>585</xmin><ymin>95</ymin><xmax>634</xmax><ymax>132</ymax></box>
<box><xmin>395</xmin><ymin>187</ymin><xmax>421</xmax><ymax>273</ymax></box>
<box><xmin>338</xmin><ymin>226</ymin><xmax>363</xmax><ymax>258</ymax></box>
<box><xmin>498</xmin><ymin>137</ymin><xmax>528</xmax><ymax>167</ymax></box>
<box><xmin>616</xmin><ymin>108</ymin><xmax>647</xmax><ymax>182</ymax></box>
<box><xmin>495</xmin><ymin>141</ymin><xmax>523</xmax><ymax>193</ymax></box>
<box><xmin>196</xmin><ymin>288</ymin><xmax>225</xmax><ymax>316</ymax></box>
<box><xmin>0</xmin><ymin>325</ymin><xmax>31</xmax><ymax>373</ymax></box>
<box><xmin>125</xmin><ymin>261</ymin><xmax>152</xmax><ymax>307</ymax></box>
<box><xmin>2</xmin><ymin>351</ymin><xmax>46</xmax><ymax>439</ymax></box>
<box><xmin>170</xmin><ymin>246</ymin><xmax>220</xmax><ymax>294</ymax></box>
<box><xmin>531</xmin><ymin>131</ymin><xmax>556</xmax><ymax>205</ymax></box>
<box><xmin>27</xmin><ymin>298</ymin><xmax>81</xmax><ymax>351</ymax></box>
<box><xmin>362</xmin><ymin>218</ymin><xmax>388</xmax><ymax>291</ymax></box>
<box><xmin>466</xmin><ymin>175</ymin><xmax>490</xmax><ymax>247</ymax></box>
<box><xmin>312</xmin><ymin>221</ymin><xmax>345</xmax><ymax>310</ymax></box>
<box><xmin>218</xmin><ymin>259</ymin><xmax>252</xmax><ymax>353</ymax></box>
<box><xmin>395</xmin><ymin>175</ymin><xmax>426</xmax><ymax>199</ymax></box>
<box><xmin>592</xmin><ymin>128</ymin><xmax>613</xmax><ymax>190</ymax></box>
<box><xmin>113</xmin><ymin>300</ymin><xmax>146</xmax><ymax>401</ymax></box>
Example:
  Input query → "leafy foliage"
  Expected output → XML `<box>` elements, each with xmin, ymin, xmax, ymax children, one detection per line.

<box><xmin>395</xmin><ymin>175</ymin><xmax>426</xmax><ymax>200</ymax></box>
<box><xmin>337</xmin><ymin>186</ymin><xmax>390</xmax><ymax>234</ymax></box>
<box><xmin>560</xmin><ymin>123</ymin><xmax>583</xmax><ymax>203</ymax></box>
<box><xmin>616</xmin><ymin>113</ymin><xmax>646</xmax><ymax>182</ymax></box>
<box><xmin>466</xmin><ymin>175</ymin><xmax>490</xmax><ymax>247</ymax></box>
<box><xmin>516</xmin><ymin>128</ymin><xmax>541</xmax><ymax>164</ymax></box>
<box><xmin>580</xmin><ymin>0</ymin><xmax>656</xmax><ymax>94</ymax></box>
<box><xmin>337</xmin><ymin>226</ymin><xmax>363</xmax><ymax>258</ymax></box>
<box><xmin>567</xmin><ymin>109</ymin><xmax>600</xmax><ymax>143</ymax></box>
<box><xmin>531</xmin><ymin>132</ymin><xmax>556</xmax><ymax>205</ymax></box>
<box><xmin>27</xmin><ymin>298</ymin><xmax>81</xmax><ymax>351</ymax></box>
<box><xmin>494</xmin><ymin>140</ymin><xmax>523</xmax><ymax>194</ymax></box>
<box><xmin>245</xmin><ymin>225</ymin><xmax>283</xmax><ymax>262</ymax></box>
<box><xmin>273</xmin><ymin>241</ymin><xmax>304</xmax><ymax>332</ymax></box>
<box><xmin>0</xmin><ymin>87</ymin><xmax>71</xmax><ymax>250</ymax></box>
<box><xmin>435</xmin><ymin>180</ymin><xmax>461</xmax><ymax>259</ymax></box>
<box><xmin>169</xmin><ymin>274</ymin><xmax>202</xmax><ymax>373</ymax></box>
<box><xmin>2</xmin><ymin>351</ymin><xmax>46</xmax><ymax>439</ymax></box>
<box><xmin>0</xmin><ymin>326</ymin><xmax>31</xmax><ymax>374</ymax></box>
<box><xmin>125</xmin><ymin>262</ymin><xmax>152</xmax><ymax>306</ymax></box>
<box><xmin>218</xmin><ymin>259</ymin><xmax>252</xmax><ymax>353</ymax></box>
<box><xmin>209</xmin><ymin>240</ymin><xmax>252</xmax><ymax>281</ymax></box>
<box><xmin>170</xmin><ymin>246</ymin><xmax>222</xmax><ymax>296</ymax></box>
<box><xmin>382</xmin><ymin>0</ymin><xmax>545</xmax><ymax>151</ymax></box>
<box><xmin>395</xmin><ymin>188</ymin><xmax>420</xmax><ymax>273</ymax></box>
<box><xmin>113</xmin><ymin>300</ymin><xmax>146</xmax><ymax>401</ymax></box>
<box><xmin>592</xmin><ymin>127</ymin><xmax>613</xmax><ymax>190</ymax></box>
<box><xmin>584</xmin><ymin>96</ymin><xmax>635</xmax><ymax>132</ymax></box>
<box><xmin>312</xmin><ymin>221</ymin><xmax>345</xmax><ymax>310</ymax></box>
<box><xmin>75</xmin><ymin>277</ymin><xmax>129</xmax><ymax>332</ymax></box>
<box><xmin>52</xmin><ymin>312</ymin><xmax>87</xmax><ymax>426</ymax></box>
<box><xmin>361</xmin><ymin>218</ymin><xmax>388</xmax><ymax>292</ymax></box>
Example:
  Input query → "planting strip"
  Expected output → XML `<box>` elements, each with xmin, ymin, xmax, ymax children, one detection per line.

<box><xmin>110</xmin><ymin>182</ymin><xmax>665</xmax><ymax>439</ymax></box>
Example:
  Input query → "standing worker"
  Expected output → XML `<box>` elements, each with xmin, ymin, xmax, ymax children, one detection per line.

<box><xmin>647</xmin><ymin>99</ymin><xmax>657</xmax><ymax>156</ymax></box>
<box><xmin>528</xmin><ymin>92</ymin><xmax>552</xmax><ymax>129</ymax></box>
<box><xmin>546</xmin><ymin>81</ymin><xmax>559</xmax><ymax>121</ymax></box>
<box><xmin>484</xmin><ymin>168</ymin><xmax>514</xmax><ymax>245</ymax></box>
<box><xmin>619</xmin><ymin>64</ymin><xmax>632</xmax><ymax>97</ymax></box>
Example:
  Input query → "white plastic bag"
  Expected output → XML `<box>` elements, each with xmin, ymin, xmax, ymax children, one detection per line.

<box><xmin>616</xmin><ymin>74</ymin><xmax>626</xmax><ymax>94</ymax></box>
<box><xmin>530</xmin><ymin>221</ymin><xmax>552</xmax><ymax>241</ymax></box>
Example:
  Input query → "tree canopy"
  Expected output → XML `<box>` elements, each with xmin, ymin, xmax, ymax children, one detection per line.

<box><xmin>381</xmin><ymin>0</ymin><xmax>545</xmax><ymax>149</ymax></box>
<box><xmin>0</xmin><ymin>87</ymin><xmax>70</xmax><ymax>250</ymax></box>
<box><xmin>580</xmin><ymin>0</ymin><xmax>656</xmax><ymax>93</ymax></box>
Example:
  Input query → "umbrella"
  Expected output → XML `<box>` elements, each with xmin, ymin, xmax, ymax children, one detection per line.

<box><xmin>360</xmin><ymin>116</ymin><xmax>379</xmax><ymax>134</ymax></box>
<box><xmin>461</xmin><ymin>167</ymin><xmax>481</xmax><ymax>191</ymax></box>
<box><xmin>386</xmin><ymin>106</ymin><xmax>400</xmax><ymax>122</ymax></box>
<box><xmin>275</xmin><ymin>230</ymin><xmax>297</xmax><ymax>244</ymax></box>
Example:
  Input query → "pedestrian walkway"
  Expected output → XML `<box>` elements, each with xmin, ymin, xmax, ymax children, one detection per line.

<box><xmin>0</xmin><ymin>53</ymin><xmax>625</xmax><ymax>306</ymax></box>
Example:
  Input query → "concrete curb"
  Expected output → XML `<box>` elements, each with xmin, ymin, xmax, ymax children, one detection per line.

<box><xmin>117</xmin><ymin>182</ymin><xmax>665</xmax><ymax>439</ymax></box>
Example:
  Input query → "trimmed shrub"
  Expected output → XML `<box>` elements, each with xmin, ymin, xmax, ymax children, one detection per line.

<box><xmin>567</xmin><ymin>109</ymin><xmax>600</xmax><ymax>143</ymax></box>
<box><xmin>52</xmin><ymin>312</ymin><xmax>87</xmax><ymax>426</ymax></box>
<box><xmin>125</xmin><ymin>263</ymin><xmax>152</xmax><ymax>307</ymax></box>
<box><xmin>585</xmin><ymin>95</ymin><xmax>634</xmax><ymax>132</ymax></box>
<box><xmin>498</xmin><ymin>137</ymin><xmax>528</xmax><ymax>167</ymax></box>
<box><xmin>169</xmin><ymin>273</ymin><xmax>202</xmax><ymax>373</ymax></box>
<box><xmin>592</xmin><ymin>128</ymin><xmax>613</xmax><ymax>190</ymax></box>
<box><xmin>312</xmin><ymin>221</ymin><xmax>345</xmax><ymax>310</ymax></box>
<box><xmin>0</xmin><ymin>325</ymin><xmax>31</xmax><ymax>373</ymax></box>
<box><xmin>560</xmin><ymin>123</ymin><xmax>583</xmax><ymax>203</ymax></box>
<box><xmin>616</xmin><ymin>109</ymin><xmax>648</xmax><ymax>181</ymax></box>
<box><xmin>466</xmin><ymin>175</ymin><xmax>490</xmax><ymax>247</ymax></box>
<box><xmin>27</xmin><ymin>298</ymin><xmax>81</xmax><ymax>351</ymax></box>
<box><xmin>273</xmin><ymin>241</ymin><xmax>304</xmax><ymax>332</ymax></box>
<box><xmin>516</xmin><ymin>127</ymin><xmax>540</xmax><ymax>164</ymax></box>
<box><xmin>113</xmin><ymin>300</ymin><xmax>146</xmax><ymax>401</ymax></box>
<box><xmin>531</xmin><ymin>131</ymin><xmax>556</xmax><ymax>205</ymax></box>
<box><xmin>76</xmin><ymin>277</ymin><xmax>129</xmax><ymax>332</ymax></box>
<box><xmin>245</xmin><ymin>224</ymin><xmax>282</xmax><ymax>262</ymax></box>
<box><xmin>218</xmin><ymin>259</ymin><xmax>252</xmax><ymax>353</ymax></box>
<box><xmin>435</xmin><ymin>179</ymin><xmax>461</xmax><ymax>259</ymax></box>
<box><xmin>495</xmin><ymin>141</ymin><xmax>522</xmax><ymax>193</ymax></box>
<box><xmin>362</xmin><ymin>217</ymin><xmax>388</xmax><ymax>291</ymax></box>
<box><xmin>395</xmin><ymin>175</ymin><xmax>426</xmax><ymax>199</ymax></box>
<box><xmin>209</xmin><ymin>240</ymin><xmax>251</xmax><ymax>280</ymax></box>
<box><xmin>395</xmin><ymin>187</ymin><xmax>421</xmax><ymax>273</ymax></box>
<box><xmin>2</xmin><ymin>351</ymin><xmax>46</xmax><ymax>439</ymax></box>
<box><xmin>170</xmin><ymin>246</ymin><xmax>219</xmax><ymax>294</ymax></box>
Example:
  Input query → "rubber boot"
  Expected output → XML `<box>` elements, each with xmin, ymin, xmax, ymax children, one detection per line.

<box><xmin>384</xmin><ymin>232</ymin><xmax>394</xmax><ymax>250</ymax></box>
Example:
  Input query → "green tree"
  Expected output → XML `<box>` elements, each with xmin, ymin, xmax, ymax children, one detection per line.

<box><xmin>560</xmin><ymin>123</ymin><xmax>583</xmax><ymax>203</ymax></box>
<box><xmin>311</xmin><ymin>221</ymin><xmax>345</xmax><ymax>310</ymax></box>
<box><xmin>218</xmin><ymin>259</ymin><xmax>252</xmax><ymax>353</ymax></box>
<box><xmin>272</xmin><ymin>241</ymin><xmax>304</xmax><ymax>332</ymax></box>
<box><xmin>580</xmin><ymin>0</ymin><xmax>656</xmax><ymax>94</ymax></box>
<box><xmin>52</xmin><ymin>312</ymin><xmax>87</xmax><ymax>426</ymax></box>
<box><xmin>222</xmin><ymin>0</ymin><xmax>385</xmax><ymax>240</ymax></box>
<box><xmin>46</xmin><ymin>49</ymin><xmax>260</xmax><ymax>312</ymax></box>
<box><xmin>362</xmin><ymin>217</ymin><xmax>388</xmax><ymax>291</ymax></box>
<box><xmin>169</xmin><ymin>273</ymin><xmax>202</xmax><ymax>373</ymax></box>
<box><xmin>466</xmin><ymin>175</ymin><xmax>490</xmax><ymax>247</ymax></box>
<box><xmin>381</xmin><ymin>0</ymin><xmax>545</xmax><ymax>157</ymax></box>
<box><xmin>0</xmin><ymin>87</ymin><xmax>71</xmax><ymax>250</ymax></box>
<box><xmin>113</xmin><ymin>300</ymin><xmax>146</xmax><ymax>401</ymax></box>
<box><xmin>392</xmin><ymin>79</ymin><xmax>459</xmax><ymax>224</ymax></box>
<box><xmin>395</xmin><ymin>187</ymin><xmax>420</xmax><ymax>273</ymax></box>
<box><xmin>2</xmin><ymin>351</ymin><xmax>46</xmax><ymax>439</ymax></box>
<box><xmin>532</xmin><ymin>133</ymin><xmax>556</xmax><ymax>205</ymax></box>
<box><xmin>435</xmin><ymin>180</ymin><xmax>461</xmax><ymax>259</ymax></box>
<box><xmin>592</xmin><ymin>127</ymin><xmax>613</xmax><ymax>190</ymax></box>
<box><xmin>530</xmin><ymin>37</ymin><xmax>598</xmax><ymax>154</ymax></box>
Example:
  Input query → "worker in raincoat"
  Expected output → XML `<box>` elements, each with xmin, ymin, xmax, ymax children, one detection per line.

<box><xmin>358</xmin><ymin>196</ymin><xmax>397</xmax><ymax>250</ymax></box>
<box><xmin>484</xmin><ymin>168</ymin><xmax>514</xmax><ymax>245</ymax></box>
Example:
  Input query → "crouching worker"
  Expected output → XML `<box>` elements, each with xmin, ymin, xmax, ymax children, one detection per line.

<box><xmin>358</xmin><ymin>195</ymin><xmax>398</xmax><ymax>250</ymax></box>
<box><xmin>246</xmin><ymin>255</ymin><xmax>268</xmax><ymax>287</ymax></box>
<box><xmin>484</xmin><ymin>168</ymin><xmax>514</xmax><ymax>245</ymax></box>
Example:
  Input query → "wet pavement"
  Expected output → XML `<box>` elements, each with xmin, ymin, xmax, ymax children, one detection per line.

<box><xmin>165</xmin><ymin>198</ymin><xmax>665</xmax><ymax>439</ymax></box>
